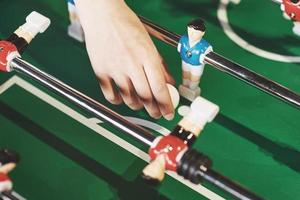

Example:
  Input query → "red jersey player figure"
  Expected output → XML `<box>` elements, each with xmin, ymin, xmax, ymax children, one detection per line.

<box><xmin>281</xmin><ymin>0</ymin><xmax>300</xmax><ymax>36</ymax></box>
<box><xmin>142</xmin><ymin>96</ymin><xmax>219</xmax><ymax>183</ymax></box>
<box><xmin>0</xmin><ymin>149</ymin><xmax>20</xmax><ymax>193</ymax></box>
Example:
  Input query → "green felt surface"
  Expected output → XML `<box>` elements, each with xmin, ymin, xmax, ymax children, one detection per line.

<box><xmin>0</xmin><ymin>0</ymin><xmax>300</xmax><ymax>199</ymax></box>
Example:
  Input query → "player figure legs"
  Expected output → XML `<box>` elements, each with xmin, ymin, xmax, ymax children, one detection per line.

<box><xmin>181</xmin><ymin>61</ymin><xmax>191</xmax><ymax>87</ymax></box>
<box><xmin>179</xmin><ymin>61</ymin><xmax>202</xmax><ymax>101</ymax></box>
<box><xmin>293</xmin><ymin>21</ymin><xmax>300</xmax><ymax>36</ymax></box>
<box><xmin>189</xmin><ymin>64</ymin><xmax>204</xmax><ymax>90</ymax></box>
<box><xmin>68</xmin><ymin>2</ymin><xmax>85</xmax><ymax>42</ymax></box>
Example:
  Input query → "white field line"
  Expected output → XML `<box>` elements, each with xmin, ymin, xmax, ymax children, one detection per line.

<box><xmin>0</xmin><ymin>75</ymin><xmax>225</xmax><ymax>200</ymax></box>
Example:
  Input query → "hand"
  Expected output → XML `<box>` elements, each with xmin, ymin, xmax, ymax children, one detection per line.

<box><xmin>76</xmin><ymin>0</ymin><xmax>175</xmax><ymax>120</ymax></box>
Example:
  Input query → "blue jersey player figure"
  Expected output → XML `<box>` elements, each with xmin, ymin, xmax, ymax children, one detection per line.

<box><xmin>178</xmin><ymin>19</ymin><xmax>213</xmax><ymax>101</ymax></box>
<box><xmin>67</xmin><ymin>0</ymin><xmax>85</xmax><ymax>42</ymax></box>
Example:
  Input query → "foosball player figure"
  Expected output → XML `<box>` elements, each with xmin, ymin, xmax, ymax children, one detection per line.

<box><xmin>0</xmin><ymin>11</ymin><xmax>50</xmax><ymax>73</ymax></box>
<box><xmin>67</xmin><ymin>0</ymin><xmax>85</xmax><ymax>42</ymax></box>
<box><xmin>281</xmin><ymin>0</ymin><xmax>300</xmax><ymax>36</ymax></box>
<box><xmin>172</xmin><ymin>96</ymin><xmax>219</xmax><ymax>146</ymax></box>
<box><xmin>7</xmin><ymin>11</ymin><xmax>50</xmax><ymax>54</ymax></box>
<box><xmin>177</xmin><ymin>19</ymin><xmax>213</xmax><ymax>101</ymax></box>
<box><xmin>0</xmin><ymin>149</ymin><xmax>20</xmax><ymax>193</ymax></box>
<box><xmin>142</xmin><ymin>96</ymin><xmax>219</xmax><ymax>184</ymax></box>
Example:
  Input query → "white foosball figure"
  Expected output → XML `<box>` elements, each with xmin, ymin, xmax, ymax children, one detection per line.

<box><xmin>67</xmin><ymin>0</ymin><xmax>85</xmax><ymax>42</ymax></box>
<box><xmin>15</xmin><ymin>11</ymin><xmax>51</xmax><ymax>44</ymax></box>
<box><xmin>178</xmin><ymin>96</ymin><xmax>219</xmax><ymax>138</ymax></box>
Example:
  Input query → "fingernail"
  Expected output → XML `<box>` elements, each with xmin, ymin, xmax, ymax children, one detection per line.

<box><xmin>164</xmin><ymin>113</ymin><xmax>174</xmax><ymax>121</ymax></box>
<box><xmin>154</xmin><ymin>115</ymin><xmax>161</xmax><ymax>119</ymax></box>
<box><xmin>152</xmin><ymin>113</ymin><xmax>162</xmax><ymax>119</ymax></box>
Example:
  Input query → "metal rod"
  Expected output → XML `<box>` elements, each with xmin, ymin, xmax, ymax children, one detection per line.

<box><xmin>9</xmin><ymin>57</ymin><xmax>261</xmax><ymax>200</ymax></box>
<box><xmin>140</xmin><ymin>16</ymin><xmax>300</xmax><ymax>109</ymax></box>
<box><xmin>10</xmin><ymin>57</ymin><xmax>156</xmax><ymax>146</ymax></box>
<box><xmin>1</xmin><ymin>191</ymin><xmax>20</xmax><ymax>200</ymax></box>
<box><xmin>201</xmin><ymin>170</ymin><xmax>262</xmax><ymax>200</ymax></box>
<box><xmin>205</xmin><ymin>53</ymin><xmax>300</xmax><ymax>107</ymax></box>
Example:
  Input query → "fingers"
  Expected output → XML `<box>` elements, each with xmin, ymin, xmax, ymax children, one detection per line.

<box><xmin>159</xmin><ymin>55</ymin><xmax>176</xmax><ymax>85</ymax></box>
<box><xmin>98</xmin><ymin>72</ymin><xmax>162</xmax><ymax>119</ymax></box>
<box><xmin>113</xmin><ymin>75</ymin><xmax>144</xmax><ymax>111</ymax></box>
<box><xmin>130</xmin><ymin>68</ymin><xmax>162</xmax><ymax>119</ymax></box>
<box><xmin>97</xmin><ymin>75</ymin><xmax>122</xmax><ymax>105</ymax></box>
<box><xmin>143</xmin><ymin>53</ymin><xmax>175</xmax><ymax>120</ymax></box>
<box><xmin>97</xmin><ymin>56</ymin><xmax>174</xmax><ymax>120</ymax></box>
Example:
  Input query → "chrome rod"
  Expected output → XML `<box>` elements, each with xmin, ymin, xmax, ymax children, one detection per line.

<box><xmin>202</xmin><ymin>170</ymin><xmax>262</xmax><ymax>200</ymax></box>
<box><xmin>10</xmin><ymin>57</ymin><xmax>156</xmax><ymax>146</ymax></box>
<box><xmin>140</xmin><ymin>16</ymin><xmax>300</xmax><ymax>109</ymax></box>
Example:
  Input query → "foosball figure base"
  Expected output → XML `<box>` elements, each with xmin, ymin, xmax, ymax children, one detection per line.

<box><xmin>179</xmin><ymin>85</ymin><xmax>200</xmax><ymax>102</ymax></box>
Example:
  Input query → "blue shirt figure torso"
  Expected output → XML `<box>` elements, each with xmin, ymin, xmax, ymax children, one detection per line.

<box><xmin>178</xmin><ymin>34</ymin><xmax>211</xmax><ymax>66</ymax></box>
<box><xmin>68</xmin><ymin>0</ymin><xmax>75</xmax><ymax>5</ymax></box>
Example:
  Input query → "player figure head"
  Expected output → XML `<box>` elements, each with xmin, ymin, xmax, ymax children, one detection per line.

<box><xmin>0</xmin><ymin>149</ymin><xmax>20</xmax><ymax>174</ymax></box>
<box><xmin>187</xmin><ymin>19</ymin><xmax>206</xmax><ymax>43</ymax></box>
<box><xmin>290</xmin><ymin>0</ymin><xmax>300</xmax><ymax>4</ymax></box>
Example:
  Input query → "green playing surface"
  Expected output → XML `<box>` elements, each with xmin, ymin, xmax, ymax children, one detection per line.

<box><xmin>0</xmin><ymin>0</ymin><xmax>300</xmax><ymax>199</ymax></box>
